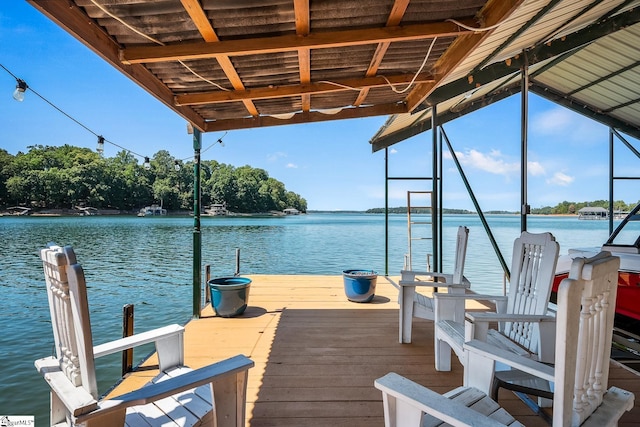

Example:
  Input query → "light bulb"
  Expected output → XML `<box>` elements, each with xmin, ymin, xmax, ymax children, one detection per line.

<box><xmin>96</xmin><ymin>136</ymin><xmax>104</xmax><ymax>154</ymax></box>
<box><xmin>143</xmin><ymin>157</ymin><xmax>151</xmax><ymax>170</ymax></box>
<box><xmin>13</xmin><ymin>79</ymin><xmax>27</xmax><ymax>102</ymax></box>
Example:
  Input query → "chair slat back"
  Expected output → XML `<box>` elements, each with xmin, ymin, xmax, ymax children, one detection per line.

<box><xmin>503</xmin><ymin>232</ymin><xmax>559</xmax><ymax>353</ymax></box>
<box><xmin>553</xmin><ymin>252</ymin><xmax>620</xmax><ymax>426</ymax></box>
<box><xmin>452</xmin><ymin>226</ymin><xmax>469</xmax><ymax>285</ymax></box>
<box><xmin>41</xmin><ymin>245</ymin><xmax>98</xmax><ymax>399</ymax></box>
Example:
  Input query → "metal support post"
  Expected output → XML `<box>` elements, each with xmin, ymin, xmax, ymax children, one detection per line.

<box><xmin>609</xmin><ymin>128</ymin><xmax>614</xmax><ymax>235</ymax></box>
<box><xmin>431</xmin><ymin>105</ymin><xmax>439</xmax><ymax>272</ymax></box>
<box><xmin>192</xmin><ymin>128</ymin><xmax>202</xmax><ymax>318</ymax></box>
<box><xmin>385</xmin><ymin>147</ymin><xmax>389</xmax><ymax>275</ymax></box>
<box><xmin>521</xmin><ymin>51</ymin><xmax>529</xmax><ymax>232</ymax></box>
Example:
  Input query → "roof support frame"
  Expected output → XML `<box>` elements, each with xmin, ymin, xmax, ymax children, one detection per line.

<box><xmin>119</xmin><ymin>21</ymin><xmax>476</xmax><ymax>64</ymax></box>
<box><xmin>204</xmin><ymin>102</ymin><xmax>407</xmax><ymax>132</ymax></box>
<box><xmin>27</xmin><ymin>0</ymin><xmax>207</xmax><ymax>130</ymax></box>
<box><xmin>425</xmin><ymin>7</ymin><xmax>640</xmax><ymax>106</ymax></box>
<box><xmin>179</xmin><ymin>0</ymin><xmax>259</xmax><ymax>117</ymax></box>
<box><xmin>529</xmin><ymin>82</ymin><xmax>640</xmax><ymax>140</ymax></box>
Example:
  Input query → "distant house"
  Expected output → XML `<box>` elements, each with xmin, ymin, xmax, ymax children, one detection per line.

<box><xmin>283</xmin><ymin>208</ymin><xmax>300</xmax><ymax>215</ymax></box>
<box><xmin>577</xmin><ymin>206</ymin><xmax>608</xmax><ymax>220</ymax></box>
<box><xmin>205</xmin><ymin>203</ymin><xmax>227</xmax><ymax>216</ymax></box>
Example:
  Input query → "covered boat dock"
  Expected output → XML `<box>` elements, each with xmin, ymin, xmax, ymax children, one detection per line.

<box><xmin>24</xmin><ymin>1</ymin><xmax>640</xmax><ymax>425</ymax></box>
<box><xmin>106</xmin><ymin>274</ymin><xmax>640</xmax><ymax>426</ymax></box>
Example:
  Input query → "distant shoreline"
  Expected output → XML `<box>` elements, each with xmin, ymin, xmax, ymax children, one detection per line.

<box><xmin>1</xmin><ymin>208</ymin><xmax>580</xmax><ymax>218</ymax></box>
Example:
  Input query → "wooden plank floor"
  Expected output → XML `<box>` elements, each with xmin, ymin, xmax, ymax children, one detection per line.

<box><xmin>108</xmin><ymin>275</ymin><xmax>640</xmax><ymax>426</ymax></box>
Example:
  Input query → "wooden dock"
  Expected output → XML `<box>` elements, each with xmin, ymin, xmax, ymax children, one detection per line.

<box><xmin>107</xmin><ymin>275</ymin><xmax>640</xmax><ymax>426</ymax></box>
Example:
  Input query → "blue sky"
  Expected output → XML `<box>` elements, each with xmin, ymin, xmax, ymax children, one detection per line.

<box><xmin>1</xmin><ymin>2</ymin><xmax>638</xmax><ymax>211</ymax></box>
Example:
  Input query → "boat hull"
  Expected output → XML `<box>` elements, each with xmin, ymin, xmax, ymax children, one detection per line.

<box><xmin>553</xmin><ymin>249</ymin><xmax>640</xmax><ymax>333</ymax></box>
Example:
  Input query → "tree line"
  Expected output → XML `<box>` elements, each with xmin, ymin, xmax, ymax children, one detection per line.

<box><xmin>366</xmin><ymin>201</ymin><xmax>639</xmax><ymax>215</ymax></box>
<box><xmin>531</xmin><ymin>200</ymin><xmax>637</xmax><ymax>215</ymax></box>
<box><xmin>0</xmin><ymin>145</ymin><xmax>307</xmax><ymax>213</ymax></box>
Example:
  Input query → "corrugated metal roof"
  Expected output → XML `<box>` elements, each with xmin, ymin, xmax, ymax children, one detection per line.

<box><xmin>25</xmin><ymin>0</ymin><xmax>640</xmax><ymax>145</ymax></box>
<box><xmin>371</xmin><ymin>0</ymin><xmax>640</xmax><ymax>151</ymax></box>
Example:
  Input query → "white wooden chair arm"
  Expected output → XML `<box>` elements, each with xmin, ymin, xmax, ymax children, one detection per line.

<box><xmin>433</xmin><ymin>293</ymin><xmax>507</xmax><ymax>303</ymax></box>
<box><xmin>399</xmin><ymin>279</ymin><xmax>469</xmax><ymax>289</ymax></box>
<box><xmin>35</xmin><ymin>356</ymin><xmax>98</xmax><ymax>417</ymax></box>
<box><xmin>464</xmin><ymin>340</ymin><xmax>555</xmax><ymax>382</ymax></box>
<box><xmin>76</xmin><ymin>354</ymin><xmax>254</xmax><ymax>424</ymax></box>
<box><xmin>375</xmin><ymin>373</ymin><xmax>509</xmax><ymax>427</ymax></box>
<box><xmin>466</xmin><ymin>313</ymin><xmax>556</xmax><ymax>324</ymax></box>
<box><xmin>400</xmin><ymin>270</ymin><xmax>471</xmax><ymax>288</ymax></box>
<box><xmin>93</xmin><ymin>324</ymin><xmax>184</xmax><ymax>371</ymax></box>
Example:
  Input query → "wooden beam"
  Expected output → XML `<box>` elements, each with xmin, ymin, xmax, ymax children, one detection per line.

<box><xmin>180</xmin><ymin>0</ymin><xmax>218</xmax><ymax>42</ymax></box>
<box><xmin>294</xmin><ymin>0</ymin><xmax>311</xmax><ymax>112</ymax></box>
<box><xmin>204</xmin><ymin>103</ymin><xmax>407</xmax><ymax>132</ymax></box>
<box><xmin>405</xmin><ymin>0</ymin><xmax>525</xmax><ymax>112</ymax></box>
<box><xmin>120</xmin><ymin>20</ymin><xmax>476</xmax><ymax>64</ymax></box>
<box><xmin>27</xmin><ymin>0</ymin><xmax>207</xmax><ymax>130</ymax></box>
<box><xmin>354</xmin><ymin>0</ymin><xmax>410</xmax><ymax>106</ymax></box>
<box><xmin>179</xmin><ymin>0</ymin><xmax>259</xmax><ymax>116</ymax></box>
<box><xmin>175</xmin><ymin>73</ymin><xmax>435</xmax><ymax>106</ymax></box>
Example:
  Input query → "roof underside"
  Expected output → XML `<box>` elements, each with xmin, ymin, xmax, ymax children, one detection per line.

<box><xmin>26</xmin><ymin>0</ymin><xmax>640</xmax><ymax>147</ymax></box>
<box><xmin>371</xmin><ymin>0</ymin><xmax>640</xmax><ymax>151</ymax></box>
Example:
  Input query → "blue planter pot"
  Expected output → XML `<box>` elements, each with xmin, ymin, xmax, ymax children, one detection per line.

<box><xmin>342</xmin><ymin>269</ymin><xmax>377</xmax><ymax>303</ymax></box>
<box><xmin>208</xmin><ymin>277</ymin><xmax>251</xmax><ymax>317</ymax></box>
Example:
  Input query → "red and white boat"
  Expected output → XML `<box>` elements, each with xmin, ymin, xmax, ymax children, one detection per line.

<box><xmin>553</xmin><ymin>202</ymin><xmax>640</xmax><ymax>336</ymax></box>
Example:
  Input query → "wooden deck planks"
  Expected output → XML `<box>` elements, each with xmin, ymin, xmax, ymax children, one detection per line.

<box><xmin>106</xmin><ymin>275</ymin><xmax>640</xmax><ymax>426</ymax></box>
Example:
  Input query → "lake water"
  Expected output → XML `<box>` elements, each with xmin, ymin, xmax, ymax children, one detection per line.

<box><xmin>0</xmin><ymin>213</ymin><xmax>617</xmax><ymax>424</ymax></box>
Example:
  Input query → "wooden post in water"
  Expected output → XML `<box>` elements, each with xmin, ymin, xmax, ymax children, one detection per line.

<box><xmin>122</xmin><ymin>304</ymin><xmax>134</xmax><ymax>376</ymax></box>
<box><xmin>235</xmin><ymin>248</ymin><xmax>241</xmax><ymax>276</ymax></box>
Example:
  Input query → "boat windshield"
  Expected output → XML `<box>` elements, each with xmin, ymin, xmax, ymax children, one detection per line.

<box><xmin>604</xmin><ymin>202</ymin><xmax>640</xmax><ymax>251</ymax></box>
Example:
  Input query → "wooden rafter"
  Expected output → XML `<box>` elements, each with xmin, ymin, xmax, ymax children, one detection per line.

<box><xmin>354</xmin><ymin>0</ymin><xmax>410</xmax><ymax>107</ymax></box>
<box><xmin>405</xmin><ymin>0</ymin><xmax>525</xmax><ymax>112</ymax></box>
<box><xmin>175</xmin><ymin>73</ymin><xmax>435</xmax><ymax>106</ymax></box>
<box><xmin>294</xmin><ymin>0</ymin><xmax>311</xmax><ymax>112</ymax></box>
<box><xmin>179</xmin><ymin>0</ymin><xmax>259</xmax><ymax>116</ymax></box>
<box><xmin>204</xmin><ymin>103</ymin><xmax>407</xmax><ymax>132</ymax></box>
<box><xmin>119</xmin><ymin>20</ymin><xmax>475</xmax><ymax>64</ymax></box>
<box><xmin>27</xmin><ymin>0</ymin><xmax>207</xmax><ymax>130</ymax></box>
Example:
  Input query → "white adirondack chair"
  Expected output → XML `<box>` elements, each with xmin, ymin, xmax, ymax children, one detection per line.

<box><xmin>433</xmin><ymin>231</ymin><xmax>559</xmax><ymax>372</ymax></box>
<box><xmin>36</xmin><ymin>244</ymin><xmax>254</xmax><ymax>427</ymax></box>
<box><xmin>375</xmin><ymin>252</ymin><xmax>635</xmax><ymax>427</ymax></box>
<box><xmin>398</xmin><ymin>226</ymin><xmax>470</xmax><ymax>343</ymax></box>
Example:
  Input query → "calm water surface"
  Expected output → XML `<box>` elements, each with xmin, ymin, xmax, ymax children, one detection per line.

<box><xmin>0</xmin><ymin>213</ymin><xmax>619</xmax><ymax>424</ymax></box>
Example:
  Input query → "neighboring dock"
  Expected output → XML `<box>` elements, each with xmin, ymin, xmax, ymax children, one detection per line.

<box><xmin>107</xmin><ymin>275</ymin><xmax>640</xmax><ymax>426</ymax></box>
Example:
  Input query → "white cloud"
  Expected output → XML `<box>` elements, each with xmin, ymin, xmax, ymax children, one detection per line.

<box><xmin>546</xmin><ymin>172</ymin><xmax>574</xmax><ymax>186</ymax></box>
<box><xmin>267</xmin><ymin>151</ymin><xmax>287</xmax><ymax>162</ymax></box>
<box><xmin>286</xmin><ymin>163</ymin><xmax>298</xmax><ymax>169</ymax></box>
<box><xmin>527</xmin><ymin>161</ymin><xmax>545</xmax><ymax>176</ymax></box>
<box><xmin>444</xmin><ymin>149</ymin><xmax>545</xmax><ymax>178</ymax></box>
<box><xmin>445</xmin><ymin>149</ymin><xmax>517</xmax><ymax>175</ymax></box>
<box><xmin>390</xmin><ymin>148</ymin><xmax>398</xmax><ymax>154</ymax></box>
<box><xmin>532</xmin><ymin>107</ymin><xmax>573</xmax><ymax>135</ymax></box>
<box><xmin>532</xmin><ymin>107</ymin><xmax>603</xmax><ymax>143</ymax></box>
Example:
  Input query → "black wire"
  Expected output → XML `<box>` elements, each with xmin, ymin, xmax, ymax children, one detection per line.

<box><xmin>2</xmin><ymin>62</ymin><xmax>146</xmax><ymax>158</ymax></box>
<box><xmin>1</xmin><ymin>62</ymin><xmax>227</xmax><ymax>162</ymax></box>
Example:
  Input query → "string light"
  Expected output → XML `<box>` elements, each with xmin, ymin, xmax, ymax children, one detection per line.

<box><xmin>13</xmin><ymin>79</ymin><xmax>27</xmax><ymax>102</ymax></box>
<box><xmin>2</xmin><ymin>63</ymin><xmax>228</xmax><ymax>168</ymax></box>
<box><xmin>96</xmin><ymin>136</ymin><xmax>105</xmax><ymax>154</ymax></box>
<box><xmin>1</xmin><ymin>62</ymin><xmax>150</xmax><ymax>165</ymax></box>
